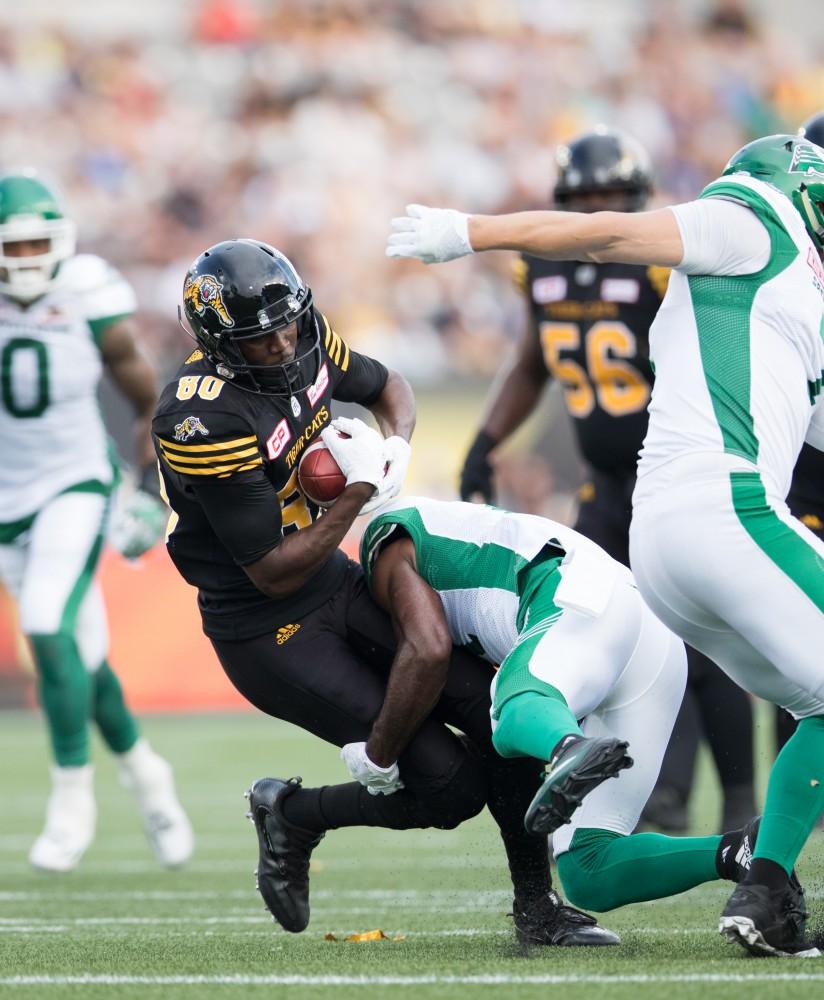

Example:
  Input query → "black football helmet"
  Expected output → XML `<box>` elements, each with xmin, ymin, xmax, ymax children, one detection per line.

<box><xmin>800</xmin><ymin>111</ymin><xmax>824</xmax><ymax>150</ymax></box>
<box><xmin>180</xmin><ymin>239</ymin><xmax>319</xmax><ymax>395</ymax></box>
<box><xmin>553</xmin><ymin>126</ymin><xmax>653</xmax><ymax>212</ymax></box>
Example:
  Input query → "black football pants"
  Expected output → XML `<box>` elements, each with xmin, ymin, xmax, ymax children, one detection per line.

<box><xmin>211</xmin><ymin>559</ymin><xmax>550</xmax><ymax>896</ymax></box>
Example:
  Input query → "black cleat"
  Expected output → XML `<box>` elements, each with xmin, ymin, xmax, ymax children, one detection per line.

<box><xmin>512</xmin><ymin>890</ymin><xmax>620</xmax><ymax>948</ymax></box>
<box><xmin>719</xmin><ymin>880</ymin><xmax>821</xmax><ymax>958</ymax></box>
<box><xmin>525</xmin><ymin>736</ymin><xmax>633</xmax><ymax>836</ymax></box>
<box><xmin>245</xmin><ymin>776</ymin><xmax>325</xmax><ymax>933</ymax></box>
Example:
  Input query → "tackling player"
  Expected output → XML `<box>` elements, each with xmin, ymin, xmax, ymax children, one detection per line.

<box><xmin>0</xmin><ymin>172</ymin><xmax>192</xmax><ymax>872</ymax></box>
<box><xmin>357</xmin><ymin>496</ymin><xmax>792</xmax><ymax>915</ymax></box>
<box><xmin>460</xmin><ymin>127</ymin><xmax>756</xmax><ymax>834</ymax></box>
<box><xmin>386</xmin><ymin>132</ymin><xmax>824</xmax><ymax>957</ymax></box>
<box><xmin>153</xmin><ymin>238</ymin><xmax>617</xmax><ymax>947</ymax></box>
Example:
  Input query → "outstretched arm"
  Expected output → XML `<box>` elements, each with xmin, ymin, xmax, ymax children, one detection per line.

<box><xmin>387</xmin><ymin>203</ymin><xmax>685</xmax><ymax>268</ymax></box>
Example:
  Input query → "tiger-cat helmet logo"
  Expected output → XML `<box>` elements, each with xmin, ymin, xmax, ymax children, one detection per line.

<box><xmin>184</xmin><ymin>274</ymin><xmax>234</xmax><ymax>328</ymax></box>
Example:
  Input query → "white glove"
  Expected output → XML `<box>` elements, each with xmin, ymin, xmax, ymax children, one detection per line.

<box><xmin>109</xmin><ymin>488</ymin><xmax>167</xmax><ymax>560</ymax></box>
<box><xmin>320</xmin><ymin>416</ymin><xmax>386</xmax><ymax>490</ymax></box>
<box><xmin>386</xmin><ymin>204</ymin><xmax>473</xmax><ymax>264</ymax></box>
<box><xmin>358</xmin><ymin>435</ymin><xmax>411</xmax><ymax>515</ymax></box>
<box><xmin>341</xmin><ymin>741</ymin><xmax>404</xmax><ymax>796</ymax></box>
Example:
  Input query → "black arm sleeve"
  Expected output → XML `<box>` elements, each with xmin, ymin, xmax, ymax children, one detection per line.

<box><xmin>190</xmin><ymin>473</ymin><xmax>283</xmax><ymax>566</ymax></box>
<box><xmin>333</xmin><ymin>349</ymin><xmax>389</xmax><ymax>405</ymax></box>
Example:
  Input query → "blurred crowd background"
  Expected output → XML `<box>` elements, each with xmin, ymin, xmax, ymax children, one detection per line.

<box><xmin>6</xmin><ymin>0</ymin><xmax>823</xmax><ymax>501</ymax></box>
<box><xmin>1</xmin><ymin>0</ymin><xmax>824</xmax><ymax>708</ymax></box>
<box><xmin>5</xmin><ymin>0</ymin><xmax>824</xmax><ymax>386</ymax></box>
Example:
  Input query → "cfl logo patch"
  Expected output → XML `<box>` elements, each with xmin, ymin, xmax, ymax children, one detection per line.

<box><xmin>276</xmin><ymin>623</ymin><xmax>301</xmax><ymax>645</ymax></box>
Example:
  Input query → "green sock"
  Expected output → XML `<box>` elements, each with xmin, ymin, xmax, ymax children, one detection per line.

<box><xmin>93</xmin><ymin>661</ymin><xmax>140</xmax><ymax>754</ymax></box>
<box><xmin>492</xmin><ymin>690</ymin><xmax>582</xmax><ymax>761</ymax></box>
<box><xmin>557</xmin><ymin>827</ymin><xmax>722</xmax><ymax>912</ymax></box>
<box><xmin>29</xmin><ymin>633</ymin><xmax>92</xmax><ymax>767</ymax></box>
<box><xmin>752</xmin><ymin>715</ymin><xmax>824</xmax><ymax>874</ymax></box>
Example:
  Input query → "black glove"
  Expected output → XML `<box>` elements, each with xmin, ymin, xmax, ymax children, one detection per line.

<box><xmin>460</xmin><ymin>430</ymin><xmax>497</xmax><ymax>503</ymax></box>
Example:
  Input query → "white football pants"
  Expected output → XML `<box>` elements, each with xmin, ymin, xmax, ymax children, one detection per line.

<box><xmin>631</xmin><ymin>455</ymin><xmax>824</xmax><ymax>721</ymax></box>
<box><xmin>0</xmin><ymin>490</ymin><xmax>109</xmax><ymax>671</ymax></box>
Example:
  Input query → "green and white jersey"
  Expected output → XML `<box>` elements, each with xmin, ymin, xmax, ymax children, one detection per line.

<box><xmin>637</xmin><ymin>174</ymin><xmax>824</xmax><ymax>502</ymax></box>
<box><xmin>0</xmin><ymin>254</ymin><xmax>136</xmax><ymax>520</ymax></box>
<box><xmin>361</xmin><ymin>496</ymin><xmax>619</xmax><ymax>665</ymax></box>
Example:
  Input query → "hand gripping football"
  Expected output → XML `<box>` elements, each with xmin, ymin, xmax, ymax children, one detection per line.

<box><xmin>297</xmin><ymin>437</ymin><xmax>348</xmax><ymax>508</ymax></box>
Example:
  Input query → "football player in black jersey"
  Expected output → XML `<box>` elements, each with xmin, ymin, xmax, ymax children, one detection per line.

<box><xmin>153</xmin><ymin>239</ymin><xmax>617</xmax><ymax>946</ymax></box>
<box><xmin>459</xmin><ymin>128</ymin><xmax>757</xmax><ymax>832</ymax></box>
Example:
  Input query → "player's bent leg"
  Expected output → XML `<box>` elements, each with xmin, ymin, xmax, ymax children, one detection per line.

<box><xmin>213</xmin><ymin>618</ymin><xmax>490</xmax><ymax>932</ymax></box>
<box><xmin>430</xmin><ymin>652</ymin><xmax>619</xmax><ymax>949</ymax></box>
<box><xmin>557</xmin><ymin>815</ymin><xmax>779</xmax><ymax>913</ymax></box>
<box><xmin>557</xmin><ymin>827</ymin><xmax>722</xmax><ymax>912</ymax></box>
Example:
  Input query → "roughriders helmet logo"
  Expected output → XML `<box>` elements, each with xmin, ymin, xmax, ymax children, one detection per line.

<box><xmin>184</xmin><ymin>274</ymin><xmax>234</xmax><ymax>328</ymax></box>
<box><xmin>790</xmin><ymin>142</ymin><xmax>824</xmax><ymax>178</ymax></box>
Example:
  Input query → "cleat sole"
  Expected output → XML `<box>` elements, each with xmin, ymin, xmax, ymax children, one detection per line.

<box><xmin>525</xmin><ymin>739</ymin><xmax>633</xmax><ymax>836</ymax></box>
<box><xmin>719</xmin><ymin>915</ymin><xmax>821</xmax><ymax>959</ymax></box>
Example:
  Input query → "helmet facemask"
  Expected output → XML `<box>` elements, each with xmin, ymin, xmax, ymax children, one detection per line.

<box><xmin>0</xmin><ymin>215</ymin><xmax>76</xmax><ymax>303</ymax></box>
<box><xmin>216</xmin><ymin>304</ymin><xmax>321</xmax><ymax>396</ymax></box>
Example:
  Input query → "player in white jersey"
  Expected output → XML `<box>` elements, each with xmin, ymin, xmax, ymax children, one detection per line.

<box><xmin>385</xmin><ymin>133</ymin><xmax>824</xmax><ymax>957</ymax></box>
<box><xmin>0</xmin><ymin>173</ymin><xmax>193</xmax><ymax>872</ymax></box>
<box><xmin>356</xmin><ymin>497</ymin><xmax>788</xmax><ymax>927</ymax></box>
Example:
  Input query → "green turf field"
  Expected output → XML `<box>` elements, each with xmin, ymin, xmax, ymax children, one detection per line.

<box><xmin>1</xmin><ymin>710</ymin><xmax>822</xmax><ymax>1000</ymax></box>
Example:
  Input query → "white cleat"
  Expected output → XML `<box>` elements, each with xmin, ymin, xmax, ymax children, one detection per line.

<box><xmin>29</xmin><ymin>765</ymin><xmax>96</xmax><ymax>873</ymax></box>
<box><xmin>118</xmin><ymin>740</ymin><xmax>194</xmax><ymax>868</ymax></box>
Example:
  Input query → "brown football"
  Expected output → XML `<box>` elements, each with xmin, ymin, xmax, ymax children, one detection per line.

<box><xmin>298</xmin><ymin>438</ymin><xmax>347</xmax><ymax>507</ymax></box>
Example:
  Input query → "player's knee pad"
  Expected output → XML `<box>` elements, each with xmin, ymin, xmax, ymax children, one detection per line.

<box><xmin>556</xmin><ymin>828</ymin><xmax>623</xmax><ymax>913</ymax></box>
<box><xmin>417</xmin><ymin>753</ymin><xmax>487</xmax><ymax>830</ymax></box>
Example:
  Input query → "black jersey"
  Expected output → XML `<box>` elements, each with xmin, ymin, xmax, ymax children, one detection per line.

<box><xmin>515</xmin><ymin>255</ymin><xmax>669</xmax><ymax>476</ymax></box>
<box><xmin>152</xmin><ymin>309</ymin><xmax>388</xmax><ymax>641</ymax></box>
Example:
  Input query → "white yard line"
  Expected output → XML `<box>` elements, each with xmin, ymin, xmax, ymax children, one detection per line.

<box><xmin>4</xmin><ymin>974</ymin><xmax>824</xmax><ymax>986</ymax></box>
